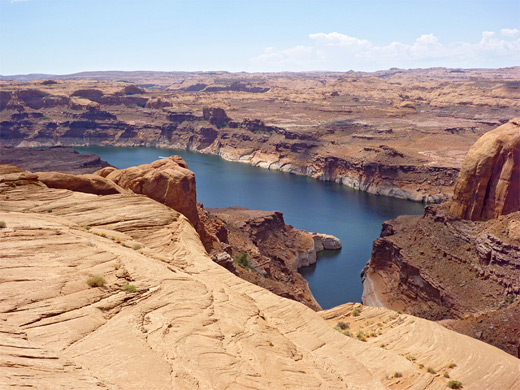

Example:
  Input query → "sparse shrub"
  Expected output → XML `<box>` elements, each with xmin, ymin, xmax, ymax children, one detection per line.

<box><xmin>393</xmin><ymin>372</ymin><xmax>403</xmax><ymax>378</ymax></box>
<box><xmin>448</xmin><ymin>363</ymin><xmax>457</xmax><ymax>369</ymax></box>
<box><xmin>83</xmin><ymin>225</ymin><xmax>91</xmax><ymax>230</ymax></box>
<box><xmin>133</xmin><ymin>244</ymin><xmax>142</xmax><ymax>250</ymax></box>
<box><xmin>236</xmin><ymin>253</ymin><xmax>250</xmax><ymax>268</ymax></box>
<box><xmin>418</xmin><ymin>364</ymin><xmax>424</xmax><ymax>369</ymax></box>
<box><xmin>47</xmin><ymin>209</ymin><xmax>53</xmax><ymax>213</ymax></box>
<box><xmin>444</xmin><ymin>372</ymin><xmax>450</xmax><ymax>378</ymax></box>
<box><xmin>337</xmin><ymin>321</ymin><xmax>349</xmax><ymax>330</ymax></box>
<box><xmin>0</xmin><ymin>221</ymin><xmax>6</xmax><ymax>228</ymax></box>
<box><xmin>427</xmin><ymin>367</ymin><xmax>437</xmax><ymax>374</ymax></box>
<box><xmin>86</xmin><ymin>275</ymin><xmax>106</xmax><ymax>287</ymax></box>
<box><xmin>356</xmin><ymin>331</ymin><xmax>367</xmax><ymax>342</ymax></box>
<box><xmin>122</xmin><ymin>284</ymin><xmax>137</xmax><ymax>292</ymax></box>
<box><xmin>352</xmin><ymin>308</ymin><xmax>361</xmax><ymax>317</ymax></box>
<box><xmin>406</xmin><ymin>354</ymin><xmax>416</xmax><ymax>361</ymax></box>
<box><xmin>447</xmin><ymin>380</ymin><xmax>463</xmax><ymax>389</ymax></box>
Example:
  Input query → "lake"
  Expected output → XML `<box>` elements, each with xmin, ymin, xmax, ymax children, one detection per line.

<box><xmin>76</xmin><ymin>146</ymin><xmax>425</xmax><ymax>309</ymax></box>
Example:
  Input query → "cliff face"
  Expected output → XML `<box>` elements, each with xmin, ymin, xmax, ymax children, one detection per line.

<box><xmin>362</xmin><ymin>118</ymin><xmax>520</xmax><ymax>356</ymax></box>
<box><xmin>204</xmin><ymin>207</ymin><xmax>332</xmax><ymax>310</ymax></box>
<box><xmin>450</xmin><ymin>118</ymin><xmax>520</xmax><ymax>221</ymax></box>
<box><xmin>5</xmin><ymin>69</ymin><xmax>518</xmax><ymax>203</ymax></box>
<box><xmin>2</xmin><ymin>165</ymin><xmax>520</xmax><ymax>389</ymax></box>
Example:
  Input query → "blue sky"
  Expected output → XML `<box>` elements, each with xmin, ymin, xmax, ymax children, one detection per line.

<box><xmin>1</xmin><ymin>0</ymin><xmax>519</xmax><ymax>74</ymax></box>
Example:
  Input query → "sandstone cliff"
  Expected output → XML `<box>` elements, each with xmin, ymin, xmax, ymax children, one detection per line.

<box><xmin>1</xmin><ymin>165</ymin><xmax>519</xmax><ymax>389</ymax></box>
<box><xmin>450</xmin><ymin>118</ymin><xmax>520</xmax><ymax>221</ymax></box>
<box><xmin>362</xmin><ymin>119</ymin><xmax>520</xmax><ymax>356</ymax></box>
<box><xmin>4</xmin><ymin>68</ymin><xmax>518</xmax><ymax>202</ymax></box>
<box><xmin>204</xmin><ymin>207</ymin><xmax>336</xmax><ymax>310</ymax></box>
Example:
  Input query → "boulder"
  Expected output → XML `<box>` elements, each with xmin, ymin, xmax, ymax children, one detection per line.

<box><xmin>450</xmin><ymin>118</ymin><xmax>520</xmax><ymax>221</ymax></box>
<box><xmin>311</xmin><ymin>232</ymin><xmax>342</xmax><ymax>251</ymax></box>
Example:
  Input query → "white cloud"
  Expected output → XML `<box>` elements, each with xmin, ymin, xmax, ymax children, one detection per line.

<box><xmin>11</xmin><ymin>0</ymin><xmax>28</xmax><ymax>3</ymax></box>
<box><xmin>501</xmin><ymin>28</ymin><xmax>519</xmax><ymax>37</ymax></box>
<box><xmin>250</xmin><ymin>30</ymin><xmax>520</xmax><ymax>71</ymax></box>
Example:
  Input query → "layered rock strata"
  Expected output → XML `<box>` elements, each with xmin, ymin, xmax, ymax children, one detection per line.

<box><xmin>204</xmin><ymin>207</ymin><xmax>342</xmax><ymax>310</ymax></box>
<box><xmin>0</xmin><ymin>146</ymin><xmax>111</xmax><ymax>174</ymax></box>
<box><xmin>362</xmin><ymin>118</ymin><xmax>520</xmax><ymax>356</ymax></box>
<box><xmin>1</xmin><ymin>164</ymin><xmax>519</xmax><ymax>389</ymax></box>
<box><xmin>4</xmin><ymin>68</ymin><xmax>518</xmax><ymax>202</ymax></box>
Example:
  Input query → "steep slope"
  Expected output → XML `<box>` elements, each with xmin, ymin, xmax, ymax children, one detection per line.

<box><xmin>450</xmin><ymin>118</ymin><xmax>520</xmax><ymax>221</ymax></box>
<box><xmin>2</xmin><ymin>165</ymin><xmax>520</xmax><ymax>389</ymax></box>
<box><xmin>362</xmin><ymin>118</ymin><xmax>520</xmax><ymax>356</ymax></box>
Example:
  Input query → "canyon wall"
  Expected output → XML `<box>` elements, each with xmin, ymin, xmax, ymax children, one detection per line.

<box><xmin>362</xmin><ymin>118</ymin><xmax>520</xmax><ymax>356</ymax></box>
<box><xmin>5</xmin><ymin>69</ymin><xmax>517</xmax><ymax>203</ymax></box>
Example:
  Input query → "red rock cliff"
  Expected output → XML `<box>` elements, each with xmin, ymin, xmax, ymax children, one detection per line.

<box><xmin>450</xmin><ymin>118</ymin><xmax>520</xmax><ymax>221</ymax></box>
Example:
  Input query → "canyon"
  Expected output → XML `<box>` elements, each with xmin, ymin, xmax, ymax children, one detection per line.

<box><xmin>363</xmin><ymin>118</ymin><xmax>520</xmax><ymax>356</ymax></box>
<box><xmin>1</xmin><ymin>162</ymin><xmax>520</xmax><ymax>389</ymax></box>
<box><xmin>1</xmin><ymin>69</ymin><xmax>520</xmax><ymax>387</ymax></box>
<box><xmin>1</xmin><ymin>67</ymin><xmax>519</xmax><ymax>202</ymax></box>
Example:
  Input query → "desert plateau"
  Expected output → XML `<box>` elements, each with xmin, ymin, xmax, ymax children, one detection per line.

<box><xmin>2</xmin><ymin>0</ymin><xmax>520</xmax><ymax>388</ymax></box>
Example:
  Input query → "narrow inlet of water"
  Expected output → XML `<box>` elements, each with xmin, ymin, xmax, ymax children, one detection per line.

<box><xmin>76</xmin><ymin>146</ymin><xmax>425</xmax><ymax>309</ymax></box>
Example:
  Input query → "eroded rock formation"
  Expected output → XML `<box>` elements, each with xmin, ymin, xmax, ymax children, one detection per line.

<box><xmin>204</xmin><ymin>207</ymin><xmax>341</xmax><ymax>310</ymax></box>
<box><xmin>3</xmin><ymin>68</ymin><xmax>519</xmax><ymax>202</ymax></box>
<box><xmin>450</xmin><ymin>118</ymin><xmax>520</xmax><ymax>221</ymax></box>
<box><xmin>1</xmin><ymin>165</ymin><xmax>519</xmax><ymax>389</ymax></box>
<box><xmin>362</xmin><ymin>119</ymin><xmax>520</xmax><ymax>356</ymax></box>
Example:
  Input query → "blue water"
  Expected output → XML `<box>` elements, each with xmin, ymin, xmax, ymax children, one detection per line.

<box><xmin>77</xmin><ymin>146</ymin><xmax>425</xmax><ymax>309</ymax></box>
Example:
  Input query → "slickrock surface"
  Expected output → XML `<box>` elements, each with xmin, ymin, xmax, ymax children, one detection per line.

<box><xmin>450</xmin><ymin>118</ymin><xmax>520</xmax><ymax>221</ymax></box>
<box><xmin>1</xmin><ymin>166</ymin><xmax>520</xmax><ymax>389</ymax></box>
<box><xmin>2</xmin><ymin>67</ymin><xmax>519</xmax><ymax>202</ymax></box>
<box><xmin>362</xmin><ymin>119</ymin><xmax>520</xmax><ymax>356</ymax></box>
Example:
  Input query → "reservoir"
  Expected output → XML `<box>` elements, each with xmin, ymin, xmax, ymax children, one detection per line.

<box><xmin>77</xmin><ymin>146</ymin><xmax>425</xmax><ymax>309</ymax></box>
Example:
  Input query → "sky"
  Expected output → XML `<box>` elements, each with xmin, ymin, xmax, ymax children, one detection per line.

<box><xmin>1</xmin><ymin>0</ymin><xmax>519</xmax><ymax>75</ymax></box>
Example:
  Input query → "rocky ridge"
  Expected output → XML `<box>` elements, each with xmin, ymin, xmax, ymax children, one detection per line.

<box><xmin>1</xmin><ymin>164</ymin><xmax>519</xmax><ymax>389</ymax></box>
<box><xmin>362</xmin><ymin>118</ymin><xmax>520</xmax><ymax>356</ymax></box>
<box><xmin>2</xmin><ymin>68</ymin><xmax>519</xmax><ymax>202</ymax></box>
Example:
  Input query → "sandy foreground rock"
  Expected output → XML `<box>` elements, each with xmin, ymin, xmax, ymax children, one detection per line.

<box><xmin>1</xmin><ymin>166</ymin><xmax>520</xmax><ymax>389</ymax></box>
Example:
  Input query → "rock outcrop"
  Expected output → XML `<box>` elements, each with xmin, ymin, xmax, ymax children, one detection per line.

<box><xmin>2</xmin><ymin>165</ymin><xmax>520</xmax><ymax>389</ymax></box>
<box><xmin>205</xmin><ymin>207</ymin><xmax>342</xmax><ymax>310</ymax></box>
<box><xmin>311</xmin><ymin>232</ymin><xmax>342</xmax><ymax>251</ymax></box>
<box><xmin>96</xmin><ymin>156</ymin><xmax>220</xmax><ymax>253</ymax></box>
<box><xmin>38</xmin><ymin>171</ymin><xmax>126</xmax><ymax>195</ymax></box>
<box><xmin>0</xmin><ymin>146</ymin><xmax>111</xmax><ymax>174</ymax></box>
<box><xmin>4</xmin><ymin>68</ymin><xmax>518</xmax><ymax>203</ymax></box>
<box><xmin>450</xmin><ymin>118</ymin><xmax>520</xmax><ymax>221</ymax></box>
<box><xmin>98</xmin><ymin>156</ymin><xmax>198</xmax><ymax>226</ymax></box>
<box><xmin>362</xmin><ymin>120</ymin><xmax>520</xmax><ymax>356</ymax></box>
